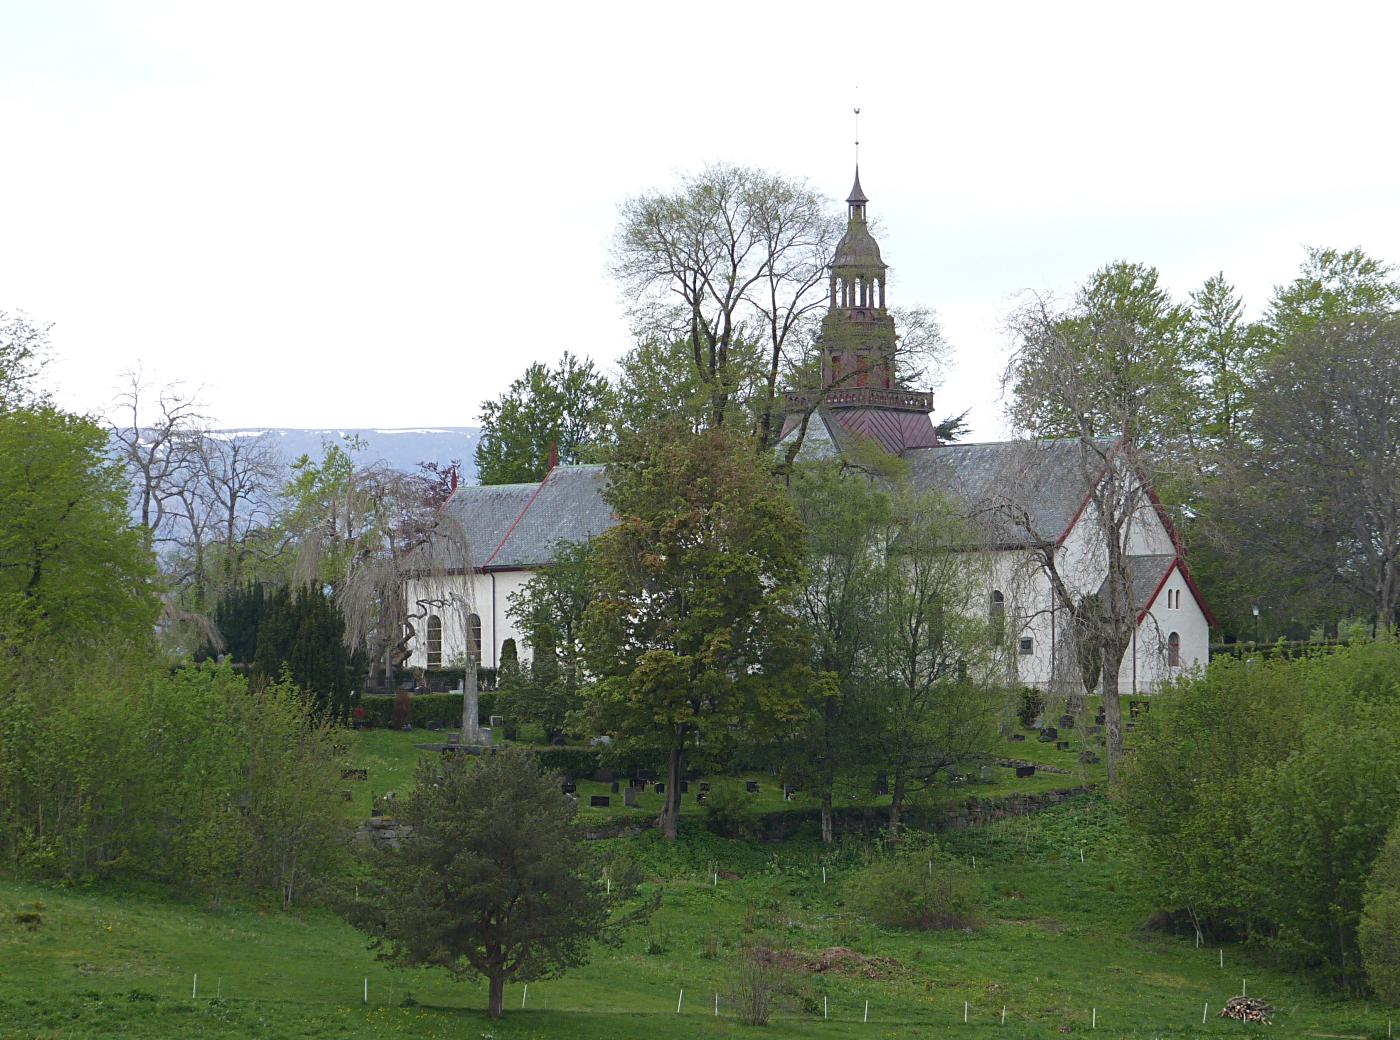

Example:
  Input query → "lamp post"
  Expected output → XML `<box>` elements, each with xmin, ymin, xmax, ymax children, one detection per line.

<box><xmin>1252</xmin><ymin>604</ymin><xmax>1261</xmax><ymax>644</ymax></box>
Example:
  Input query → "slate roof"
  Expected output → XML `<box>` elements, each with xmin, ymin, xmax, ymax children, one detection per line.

<box><xmin>443</xmin><ymin>464</ymin><xmax>614</xmax><ymax>570</ymax></box>
<box><xmin>1097</xmin><ymin>554</ymin><xmax>1177</xmax><ymax>618</ymax></box>
<box><xmin>902</xmin><ymin>438</ymin><xmax>1118</xmax><ymax>546</ymax></box>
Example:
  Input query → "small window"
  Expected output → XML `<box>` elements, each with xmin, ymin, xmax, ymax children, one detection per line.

<box><xmin>1019</xmin><ymin>636</ymin><xmax>1034</xmax><ymax>656</ymax></box>
<box><xmin>467</xmin><ymin>612</ymin><xmax>482</xmax><ymax>659</ymax></box>
<box><xmin>426</xmin><ymin>614</ymin><xmax>442</xmax><ymax>669</ymax></box>
<box><xmin>989</xmin><ymin>590</ymin><xmax>1006</xmax><ymax>644</ymax></box>
<box><xmin>1168</xmin><ymin>632</ymin><xmax>1181</xmax><ymax>667</ymax></box>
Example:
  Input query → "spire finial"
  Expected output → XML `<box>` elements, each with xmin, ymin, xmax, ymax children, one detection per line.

<box><xmin>854</xmin><ymin>101</ymin><xmax>860</xmax><ymax>167</ymax></box>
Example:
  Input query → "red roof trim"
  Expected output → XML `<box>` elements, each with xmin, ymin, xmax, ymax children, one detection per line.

<box><xmin>479</xmin><ymin>470</ymin><xmax>552</xmax><ymax>570</ymax></box>
<box><xmin>1136</xmin><ymin>556</ymin><xmax>1220</xmax><ymax>630</ymax></box>
<box><xmin>1054</xmin><ymin>440</ymin><xmax>1118</xmax><ymax>547</ymax></box>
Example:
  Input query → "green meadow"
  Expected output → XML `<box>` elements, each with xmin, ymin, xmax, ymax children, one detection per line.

<box><xmin>2</xmin><ymin>784</ymin><xmax>1390</xmax><ymax>1039</ymax></box>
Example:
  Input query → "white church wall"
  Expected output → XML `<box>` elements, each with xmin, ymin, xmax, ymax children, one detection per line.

<box><xmin>404</xmin><ymin>569</ymin><xmax>539</xmax><ymax>671</ymax></box>
<box><xmin>1118</xmin><ymin>567</ymin><xmax>1210</xmax><ymax>695</ymax></box>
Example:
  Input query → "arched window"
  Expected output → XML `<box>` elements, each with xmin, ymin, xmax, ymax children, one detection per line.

<box><xmin>467</xmin><ymin>613</ymin><xmax>482</xmax><ymax>659</ymax></box>
<box><xmin>426</xmin><ymin>614</ymin><xmax>442</xmax><ymax>669</ymax></box>
<box><xmin>989</xmin><ymin>590</ymin><xmax>1005</xmax><ymax>645</ymax></box>
<box><xmin>1167</xmin><ymin>631</ymin><xmax>1181</xmax><ymax>667</ymax></box>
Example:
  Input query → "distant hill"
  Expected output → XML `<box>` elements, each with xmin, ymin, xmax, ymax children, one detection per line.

<box><xmin>211</xmin><ymin>427</ymin><xmax>483</xmax><ymax>483</ymax></box>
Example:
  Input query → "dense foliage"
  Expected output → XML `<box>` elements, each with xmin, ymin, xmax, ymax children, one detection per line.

<box><xmin>1117</xmin><ymin>641</ymin><xmax>1400</xmax><ymax>991</ymax></box>
<box><xmin>0</xmin><ymin>658</ymin><xmax>349</xmax><ymax>903</ymax></box>
<box><xmin>252</xmin><ymin>583</ymin><xmax>356</xmax><ymax>713</ymax></box>
<box><xmin>345</xmin><ymin>747</ymin><xmax>647</xmax><ymax>1017</ymax></box>
<box><xmin>1360</xmin><ymin>818</ymin><xmax>1400</xmax><ymax>1005</ymax></box>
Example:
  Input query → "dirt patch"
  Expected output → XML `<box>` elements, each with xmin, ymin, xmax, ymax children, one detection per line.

<box><xmin>753</xmin><ymin>945</ymin><xmax>904</xmax><ymax>980</ymax></box>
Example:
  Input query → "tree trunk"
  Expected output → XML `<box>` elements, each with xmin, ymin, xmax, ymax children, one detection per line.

<box><xmin>1101</xmin><ymin>660</ymin><xmax>1124</xmax><ymax>783</ymax></box>
<box><xmin>487</xmin><ymin>971</ymin><xmax>504</xmax><ymax>1018</ymax></box>
<box><xmin>888</xmin><ymin>770</ymin><xmax>905</xmax><ymax>833</ymax></box>
<box><xmin>661</xmin><ymin>745</ymin><xmax>683</xmax><ymax>840</ymax></box>
<box><xmin>820</xmin><ymin>791</ymin><xmax>833</xmax><ymax>845</ymax></box>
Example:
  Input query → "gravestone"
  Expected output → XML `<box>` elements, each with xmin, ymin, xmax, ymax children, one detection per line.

<box><xmin>745</xmin><ymin>781</ymin><xmax>759</xmax><ymax>794</ymax></box>
<box><xmin>1060</xmin><ymin>714</ymin><xmax>1075</xmax><ymax>728</ymax></box>
<box><xmin>1056</xmin><ymin>740</ymin><xmax>1070</xmax><ymax>750</ymax></box>
<box><xmin>426</xmin><ymin>719</ymin><xmax>442</xmax><ymax>731</ymax></box>
<box><xmin>623</xmin><ymin>787</ymin><xmax>637</xmax><ymax>807</ymax></box>
<box><xmin>979</xmin><ymin>765</ymin><xmax>994</xmax><ymax>782</ymax></box>
<box><xmin>653</xmin><ymin>782</ymin><xmax>665</xmax><ymax>794</ymax></box>
<box><xmin>699</xmin><ymin>782</ymin><xmax>711</xmax><ymax>793</ymax></box>
<box><xmin>341</xmin><ymin>790</ymin><xmax>352</xmax><ymax>802</ymax></box>
<box><xmin>595</xmin><ymin>768</ymin><xmax>615</xmax><ymax>783</ymax></box>
<box><xmin>590</xmin><ymin>795</ymin><xmax>610</xmax><ymax>807</ymax></box>
<box><xmin>341</xmin><ymin>768</ymin><xmax>368</xmax><ymax>781</ymax></box>
<box><xmin>610</xmin><ymin>781</ymin><xmax>620</xmax><ymax>793</ymax></box>
<box><xmin>1009</xmin><ymin>733</ymin><xmax>1026</xmax><ymax>742</ymax></box>
<box><xmin>1079</xmin><ymin>750</ymin><xmax>1101</xmax><ymax>765</ymax></box>
<box><xmin>561</xmin><ymin>781</ymin><xmax>577</xmax><ymax>795</ymax></box>
<box><xmin>1015</xmin><ymin>765</ymin><xmax>1035</xmax><ymax>778</ymax></box>
<box><xmin>696</xmin><ymin>791</ymin><xmax>707</xmax><ymax>805</ymax></box>
<box><xmin>680</xmin><ymin>781</ymin><xmax>689</xmax><ymax>793</ymax></box>
<box><xmin>1129</xmin><ymin>701</ymin><xmax>1140</xmax><ymax>719</ymax></box>
<box><xmin>1038</xmin><ymin>727</ymin><xmax>1058</xmax><ymax>742</ymax></box>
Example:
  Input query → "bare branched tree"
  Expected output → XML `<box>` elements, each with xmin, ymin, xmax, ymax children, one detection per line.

<box><xmin>194</xmin><ymin>431</ymin><xmax>283</xmax><ymax>593</ymax></box>
<box><xmin>612</xmin><ymin>164</ymin><xmax>842</xmax><ymax>448</ymax></box>
<box><xmin>1001</xmin><ymin>282</ymin><xmax>1190</xmax><ymax>780</ymax></box>
<box><xmin>108</xmin><ymin>370</ymin><xmax>207</xmax><ymax>545</ymax></box>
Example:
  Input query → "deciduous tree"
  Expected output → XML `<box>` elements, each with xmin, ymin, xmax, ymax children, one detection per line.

<box><xmin>475</xmin><ymin>352</ymin><xmax>614</xmax><ymax>485</ymax></box>
<box><xmin>581</xmin><ymin>426</ymin><xmax>812</xmax><ymax>838</ymax></box>
<box><xmin>612</xmin><ymin>164</ymin><xmax>841</xmax><ymax>448</ymax></box>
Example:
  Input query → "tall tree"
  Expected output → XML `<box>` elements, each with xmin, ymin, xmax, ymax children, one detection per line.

<box><xmin>346</xmin><ymin>748</ymin><xmax>646</xmax><ymax>1018</ymax></box>
<box><xmin>612</xmin><ymin>164</ymin><xmax>841</xmax><ymax>448</ymax></box>
<box><xmin>0</xmin><ymin>309</ymin><xmax>51</xmax><ymax>412</ymax></box>
<box><xmin>1260</xmin><ymin>247</ymin><xmax>1400</xmax><ymax>349</ymax></box>
<box><xmin>1185</xmin><ymin>273</ymin><xmax>1255</xmax><ymax>451</ymax></box>
<box><xmin>581</xmin><ymin>426</ymin><xmax>812</xmax><ymax>839</ymax></box>
<box><xmin>474</xmin><ymin>352</ymin><xmax>614</xmax><ymax>485</ymax></box>
<box><xmin>864</xmin><ymin>487</ymin><xmax>999</xmax><ymax>830</ymax></box>
<box><xmin>107</xmin><ymin>371</ymin><xmax>207</xmax><ymax>545</ymax></box>
<box><xmin>1004</xmin><ymin>264</ymin><xmax>1193</xmax><ymax>779</ymax></box>
<box><xmin>0</xmin><ymin>405</ymin><xmax>157</xmax><ymax>648</ymax></box>
<box><xmin>1008</xmin><ymin>261</ymin><xmax>1193</xmax><ymax>451</ymax></box>
<box><xmin>1230</xmin><ymin>313</ymin><xmax>1400</xmax><ymax>630</ymax></box>
<box><xmin>785</xmin><ymin>461</ymin><xmax>889</xmax><ymax>843</ymax></box>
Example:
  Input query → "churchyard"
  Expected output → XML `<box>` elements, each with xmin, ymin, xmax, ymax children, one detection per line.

<box><xmin>1</xmin><ymin>792</ymin><xmax>1384</xmax><ymax>1039</ymax></box>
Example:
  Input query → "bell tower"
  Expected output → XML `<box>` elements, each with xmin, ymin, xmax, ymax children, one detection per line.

<box><xmin>781</xmin><ymin>165</ymin><xmax>940</xmax><ymax>454</ymax></box>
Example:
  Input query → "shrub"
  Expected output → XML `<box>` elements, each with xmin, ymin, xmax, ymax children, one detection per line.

<box><xmin>725</xmin><ymin>947</ymin><xmax>782</xmax><ymax>1025</ymax></box>
<box><xmin>356</xmin><ymin>693</ymin><xmax>497</xmax><ymax>730</ymax></box>
<box><xmin>1361</xmin><ymin>818</ymin><xmax>1400</xmax><ymax>1004</ymax></box>
<box><xmin>845</xmin><ymin>855</ymin><xmax>984</xmax><ymax>931</ymax></box>
<box><xmin>703</xmin><ymin>782</ymin><xmax>756</xmax><ymax>838</ymax></box>
<box><xmin>1016</xmin><ymin>687</ymin><xmax>1044</xmax><ymax>728</ymax></box>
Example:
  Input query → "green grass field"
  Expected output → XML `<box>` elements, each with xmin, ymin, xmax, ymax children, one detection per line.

<box><xmin>1</xmin><ymin>794</ymin><xmax>1389</xmax><ymax>1039</ymax></box>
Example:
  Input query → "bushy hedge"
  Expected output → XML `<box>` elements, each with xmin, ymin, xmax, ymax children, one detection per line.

<box><xmin>358</xmin><ymin>692</ymin><xmax>497</xmax><ymax>729</ymax></box>
<box><xmin>0</xmin><ymin>657</ymin><xmax>348</xmax><ymax>903</ymax></box>
<box><xmin>845</xmin><ymin>855</ymin><xmax>985</xmax><ymax>930</ymax></box>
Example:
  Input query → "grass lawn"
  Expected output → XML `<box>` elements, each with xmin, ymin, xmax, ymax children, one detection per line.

<box><xmin>0</xmin><ymin>795</ymin><xmax>1386</xmax><ymax>1039</ymax></box>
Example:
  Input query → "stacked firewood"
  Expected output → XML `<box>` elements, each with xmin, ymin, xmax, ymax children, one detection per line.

<box><xmin>1219</xmin><ymin>996</ymin><xmax>1272</xmax><ymax>1024</ymax></box>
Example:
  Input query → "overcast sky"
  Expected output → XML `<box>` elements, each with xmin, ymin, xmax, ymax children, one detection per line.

<box><xmin>4</xmin><ymin>1</ymin><xmax>1398</xmax><ymax>440</ymax></box>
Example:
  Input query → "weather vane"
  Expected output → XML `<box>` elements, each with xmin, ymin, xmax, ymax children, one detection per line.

<box><xmin>853</xmin><ymin>95</ymin><xmax>861</xmax><ymax>165</ymax></box>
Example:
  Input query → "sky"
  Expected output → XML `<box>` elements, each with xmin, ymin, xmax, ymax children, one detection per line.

<box><xmin>3</xmin><ymin>1</ymin><xmax>1398</xmax><ymax>440</ymax></box>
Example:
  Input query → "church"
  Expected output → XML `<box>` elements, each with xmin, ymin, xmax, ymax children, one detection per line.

<box><xmin>406</xmin><ymin>168</ymin><xmax>1213</xmax><ymax>695</ymax></box>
